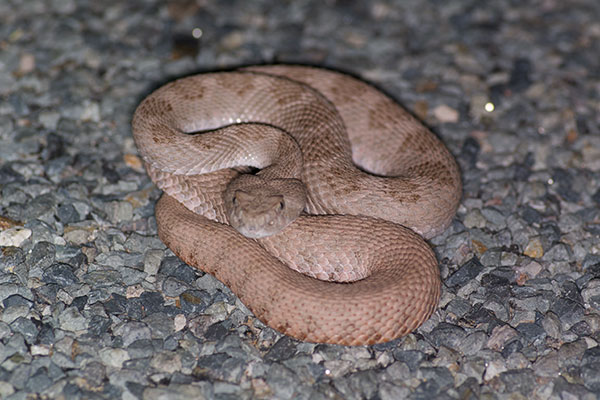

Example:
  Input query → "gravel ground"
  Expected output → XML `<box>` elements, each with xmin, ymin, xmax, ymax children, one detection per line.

<box><xmin>1</xmin><ymin>0</ymin><xmax>600</xmax><ymax>399</ymax></box>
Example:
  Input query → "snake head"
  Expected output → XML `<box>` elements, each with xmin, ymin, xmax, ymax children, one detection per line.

<box><xmin>224</xmin><ymin>176</ymin><xmax>306</xmax><ymax>238</ymax></box>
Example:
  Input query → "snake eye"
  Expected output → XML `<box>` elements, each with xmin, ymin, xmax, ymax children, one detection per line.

<box><xmin>231</xmin><ymin>196</ymin><xmax>237</xmax><ymax>205</ymax></box>
<box><xmin>278</xmin><ymin>201</ymin><xmax>285</xmax><ymax>210</ymax></box>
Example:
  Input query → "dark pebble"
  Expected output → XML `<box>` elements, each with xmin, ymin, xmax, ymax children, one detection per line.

<box><xmin>582</xmin><ymin>347</ymin><xmax>600</xmax><ymax>365</ymax></box>
<box><xmin>579</xmin><ymin>206</ymin><xmax>600</xmax><ymax>223</ymax></box>
<box><xmin>170</xmin><ymin>371</ymin><xmax>196</xmax><ymax>384</ymax></box>
<box><xmin>519</xmin><ymin>205</ymin><xmax>542</xmax><ymax>224</ymax></box>
<box><xmin>0</xmin><ymin>164</ymin><xmax>24</xmax><ymax>184</ymax></box>
<box><xmin>40</xmin><ymin>132</ymin><xmax>66</xmax><ymax>161</ymax></box>
<box><xmin>414</xmin><ymin>376</ymin><xmax>451</xmax><ymax>399</ymax></box>
<box><xmin>445</xmin><ymin>298</ymin><xmax>473</xmax><ymax>318</ymax></box>
<box><xmin>27</xmin><ymin>241</ymin><xmax>56</xmax><ymax>270</ymax></box>
<box><xmin>88</xmin><ymin>315</ymin><xmax>111</xmax><ymax>336</ymax></box>
<box><xmin>500</xmin><ymin>368</ymin><xmax>536</xmax><ymax>395</ymax></box>
<box><xmin>56</xmin><ymin>245</ymin><xmax>83</xmax><ymax>263</ymax></box>
<box><xmin>0</xmin><ymin>246</ymin><xmax>26</xmax><ymax>271</ymax></box>
<box><xmin>568</xmin><ymin>320</ymin><xmax>591</xmax><ymax>337</ymax></box>
<box><xmin>171</xmin><ymin>33</ymin><xmax>201</xmax><ymax>59</ymax></box>
<box><xmin>127</xmin><ymin>339</ymin><xmax>156</xmax><ymax>359</ymax></box>
<box><xmin>480</xmin><ymin>270</ymin><xmax>512</xmax><ymax>288</ymax></box>
<box><xmin>539</xmin><ymin>222</ymin><xmax>562</xmax><ymax>246</ymax></box>
<box><xmin>126</xmin><ymin>382</ymin><xmax>146</xmax><ymax>399</ymax></box>
<box><xmin>584</xmin><ymin>262</ymin><xmax>600</xmax><ymax>279</ymax></box>
<box><xmin>0</xmin><ymin>366</ymin><xmax>11</xmax><ymax>385</ymax></box>
<box><xmin>23</xmin><ymin>193</ymin><xmax>57</xmax><ymax>220</ymax></box>
<box><xmin>581</xmin><ymin>363</ymin><xmax>600</xmax><ymax>391</ymax></box>
<box><xmin>575</xmin><ymin>273</ymin><xmax>594</xmax><ymax>289</ymax></box>
<box><xmin>481</xmin><ymin>283</ymin><xmax>511</xmax><ymax>301</ymax></box>
<box><xmin>143</xmin><ymin>312</ymin><xmax>175</xmax><ymax>338</ymax></box>
<box><xmin>102</xmin><ymin>384</ymin><xmax>123</xmax><ymax>399</ymax></box>
<box><xmin>164</xmin><ymin>334</ymin><xmax>179</xmax><ymax>351</ymax></box>
<box><xmin>265</xmin><ymin>336</ymin><xmax>298</xmax><ymax>362</ymax></box>
<box><xmin>371</xmin><ymin>337</ymin><xmax>403</xmax><ymax>352</ymax></box>
<box><xmin>460</xmin><ymin>137</ymin><xmax>480</xmax><ymax>167</ymax></box>
<box><xmin>162</xmin><ymin>305</ymin><xmax>182</xmax><ymax>317</ymax></box>
<box><xmin>560</xmin><ymin>280</ymin><xmax>584</xmax><ymax>304</ymax></box>
<box><xmin>162</xmin><ymin>276</ymin><xmax>191</xmax><ymax>297</ymax></box>
<box><xmin>157</xmin><ymin>256</ymin><xmax>184</xmax><ymax>273</ymax></box>
<box><xmin>212</xmin><ymin>291</ymin><xmax>233</xmax><ymax>304</ymax></box>
<box><xmin>123</xmin><ymin>358</ymin><xmax>151</xmax><ymax>371</ymax></box>
<box><xmin>48</xmin><ymin>362</ymin><xmax>66</xmax><ymax>381</ymax></box>
<box><xmin>456</xmin><ymin>377</ymin><xmax>481</xmax><ymax>400</ymax></box>
<box><xmin>170</xmin><ymin>263</ymin><xmax>199</xmax><ymax>283</ymax></box>
<box><xmin>126</xmin><ymin>297</ymin><xmax>145</xmax><ymax>320</ymax></box>
<box><xmin>3</xmin><ymin>294</ymin><xmax>33</xmax><ymax>308</ymax></box>
<box><xmin>576</xmin><ymin>115</ymin><xmax>591</xmax><ymax>135</ymax></box>
<box><xmin>102</xmin><ymin>162</ymin><xmax>121</xmax><ymax>184</ymax></box>
<box><xmin>428</xmin><ymin>322</ymin><xmax>467</xmax><ymax>349</ymax></box>
<box><xmin>511</xmin><ymin>285</ymin><xmax>538</xmax><ymax>297</ymax></box>
<box><xmin>204</xmin><ymin>322</ymin><xmax>229</xmax><ymax>341</ymax></box>
<box><xmin>515</xmin><ymin>323</ymin><xmax>546</xmax><ymax>345</ymax></box>
<box><xmin>512</xmin><ymin>163</ymin><xmax>532</xmax><ymax>181</ymax></box>
<box><xmin>11</xmin><ymin>316</ymin><xmax>39</xmax><ymax>344</ymax></box>
<box><xmin>582</xmin><ymin>254</ymin><xmax>600</xmax><ymax>270</ymax></box>
<box><xmin>552</xmin><ymin>376</ymin><xmax>594</xmax><ymax>399</ymax></box>
<box><xmin>419</xmin><ymin>367</ymin><xmax>454</xmax><ymax>391</ymax></box>
<box><xmin>80</xmin><ymin>361</ymin><xmax>106</xmax><ymax>388</ymax></box>
<box><xmin>509</xmin><ymin>58</ymin><xmax>532</xmax><ymax>92</ymax></box>
<box><xmin>46</xmin><ymin>156</ymin><xmax>73</xmax><ymax>181</ymax></box>
<box><xmin>37</xmin><ymin>322</ymin><xmax>55</xmax><ymax>345</ymax></box>
<box><xmin>194</xmin><ymin>353</ymin><xmax>244</xmax><ymax>382</ymax></box>
<box><xmin>552</xmin><ymin>169</ymin><xmax>581</xmax><ymax>203</ymax></box>
<box><xmin>104</xmin><ymin>294</ymin><xmax>127</xmax><ymax>315</ymax></box>
<box><xmin>445</xmin><ymin>257</ymin><xmax>484</xmax><ymax>288</ymax></box>
<box><xmin>393</xmin><ymin>350</ymin><xmax>425</xmax><ymax>371</ymax></box>
<box><xmin>584</xmin><ymin>223</ymin><xmax>600</xmax><ymax>235</ymax></box>
<box><xmin>501</xmin><ymin>339</ymin><xmax>524</xmax><ymax>358</ymax></box>
<box><xmin>512</xmin><ymin>152</ymin><xmax>535</xmax><ymax>181</ymax></box>
<box><xmin>24</xmin><ymin>367</ymin><xmax>53</xmax><ymax>393</ymax></box>
<box><xmin>179</xmin><ymin>290</ymin><xmax>209</xmax><ymax>314</ymax></box>
<box><xmin>551</xmin><ymin>298</ymin><xmax>585</xmax><ymax>328</ymax></box>
<box><xmin>558</xmin><ymin>340</ymin><xmax>587</xmax><ymax>368</ymax></box>
<box><xmin>42</xmin><ymin>263</ymin><xmax>79</xmax><ymax>286</ymax></box>
<box><xmin>464</xmin><ymin>307</ymin><xmax>505</xmax><ymax>334</ymax></box>
<box><xmin>33</xmin><ymin>283</ymin><xmax>60</xmax><ymax>304</ymax></box>
<box><xmin>71</xmin><ymin>295</ymin><xmax>88</xmax><ymax>311</ymax></box>
<box><xmin>592</xmin><ymin>188</ymin><xmax>600</xmax><ymax>205</ymax></box>
<box><xmin>139</xmin><ymin>291</ymin><xmax>165</xmax><ymax>314</ymax></box>
<box><xmin>57</xmin><ymin>203</ymin><xmax>80</xmax><ymax>224</ymax></box>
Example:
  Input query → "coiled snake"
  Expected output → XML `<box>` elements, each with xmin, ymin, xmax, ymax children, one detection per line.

<box><xmin>132</xmin><ymin>65</ymin><xmax>461</xmax><ymax>345</ymax></box>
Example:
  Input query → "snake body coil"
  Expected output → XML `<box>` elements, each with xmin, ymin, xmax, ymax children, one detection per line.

<box><xmin>132</xmin><ymin>65</ymin><xmax>461</xmax><ymax>345</ymax></box>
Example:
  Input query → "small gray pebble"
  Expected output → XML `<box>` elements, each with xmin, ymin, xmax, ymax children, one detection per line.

<box><xmin>499</xmin><ymin>368</ymin><xmax>536</xmax><ymax>395</ymax></box>
<box><xmin>10</xmin><ymin>317</ymin><xmax>38</xmax><ymax>344</ymax></box>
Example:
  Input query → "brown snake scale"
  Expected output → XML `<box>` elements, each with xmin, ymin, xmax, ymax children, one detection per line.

<box><xmin>132</xmin><ymin>65</ymin><xmax>461</xmax><ymax>345</ymax></box>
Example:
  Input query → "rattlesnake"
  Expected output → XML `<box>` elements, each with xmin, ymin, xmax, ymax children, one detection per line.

<box><xmin>132</xmin><ymin>65</ymin><xmax>461</xmax><ymax>345</ymax></box>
